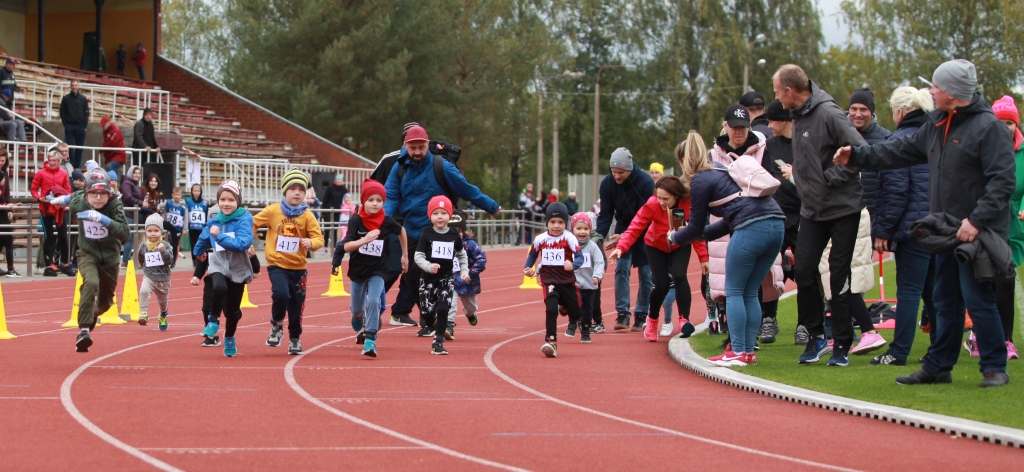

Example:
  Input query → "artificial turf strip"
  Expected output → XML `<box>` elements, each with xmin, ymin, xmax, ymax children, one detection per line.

<box><xmin>689</xmin><ymin>261</ymin><xmax>1024</xmax><ymax>430</ymax></box>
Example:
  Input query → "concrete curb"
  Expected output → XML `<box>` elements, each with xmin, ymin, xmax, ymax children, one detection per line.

<box><xmin>667</xmin><ymin>323</ymin><xmax>1024</xmax><ymax>449</ymax></box>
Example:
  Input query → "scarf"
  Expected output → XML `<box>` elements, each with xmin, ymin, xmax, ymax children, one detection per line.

<box><xmin>146</xmin><ymin>239</ymin><xmax>161</xmax><ymax>251</ymax></box>
<box><xmin>281</xmin><ymin>199</ymin><xmax>308</xmax><ymax>218</ymax></box>
<box><xmin>216</xmin><ymin>207</ymin><xmax>247</xmax><ymax>224</ymax></box>
<box><xmin>359</xmin><ymin>206</ymin><xmax>385</xmax><ymax>231</ymax></box>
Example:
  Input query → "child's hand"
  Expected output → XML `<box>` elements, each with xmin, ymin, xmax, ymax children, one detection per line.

<box><xmin>248</xmin><ymin>246</ymin><xmax>257</xmax><ymax>257</ymax></box>
<box><xmin>523</xmin><ymin>267</ymin><xmax>536</xmax><ymax>278</ymax></box>
<box><xmin>190</xmin><ymin>276</ymin><xmax>200</xmax><ymax>285</ymax></box>
<box><xmin>301</xmin><ymin>238</ymin><xmax>312</xmax><ymax>249</ymax></box>
<box><xmin>563</xmin><ymin>260</ymin><xmax>573</xmax><ymax>271</ymax></box>
<box><xmin>332</xmin><ymin>265</ymin><xmax>339</xmax><ymax>276</ymax></box>
<box><xmin>592</xmin><ymin>277</ymin><xmax>599</xmax><ymax>285</ymax></box>
<box><xmin>401</xmin><ymin>255</ymin><xmax>409</xmax><ymax>274</ymax></box>
<box><xmin>461</xmin><ymin>274</ymin><xmax>471</xmax><ymax>283</ymax></box>
<box><xmin>429</xmin><ymin>263</ymin><xmax>440</xmax><ymax>274</ymax></box>
<box><xmin>157</xmin><ymin>243</ymin><xmax>165</xmax><ymax>251</ymax></box>
<box><xmin>363</xmin><ymin>229</ymin><xmax>380</xmax><ymax>243</ymax></box>
<box><xmin>209</xmin><ymin>225</ymin><xmax>220</xmax><ymax>237</ymax></box>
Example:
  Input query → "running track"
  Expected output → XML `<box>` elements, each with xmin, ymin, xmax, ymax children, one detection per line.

<box><xmin>0</xmin><ymin>248</ymin><xmax>1019</xmax><ymax>470</ymax></box>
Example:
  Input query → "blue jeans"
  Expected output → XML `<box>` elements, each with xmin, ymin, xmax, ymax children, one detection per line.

<box><xmin>725</xmin><ymin>218</ymin><xmax>784</xmax><ymax>353</ymax></box>
<box><xmin>890</xmin><ymin>239</ymin><xmax>934</xmax><ymax>362</ymax></box>
<box><xmin>614</xmin><ymin>247</ymin><xmax>652</xmax><ymax>317</ymax></box>
<box><xmin>663</xmin><ymin>286</ymin><xmax>676</xmax><ymax>320</ymax></box>
<box><xmin>350</xmin><ymin>276</ymin><xmax>385</xmax><ymax>337</ymax></box>
<box><xmin>121</xmin><ymin>216</ymin><xmax>134</xmax><ymax>263</ymax></box>
<box><xmin>924</xmin><ymin>254</ymin><xmax>1007</xmax><ymax>374</ymax></box>
<box><xmin>64</xmin><ymin>124</ymin><xmax>87</xmax><ymax>169</ymax></box>
<box><xmin>105</xmin><ymin>161</ymin><xmax>123</xmax><ymax>175</ymax></box>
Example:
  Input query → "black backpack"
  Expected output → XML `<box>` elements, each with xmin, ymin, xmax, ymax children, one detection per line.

<box><xmin>395</xmin><ymin>140</ymin><xmax>462</xmax><ymax>206</ymax></box>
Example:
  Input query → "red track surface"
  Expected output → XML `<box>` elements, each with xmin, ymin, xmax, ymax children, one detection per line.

<box><xmin>0</xmin><ymin>248</ymin><xmax>1020</xmax><ymax>471</ymax></box>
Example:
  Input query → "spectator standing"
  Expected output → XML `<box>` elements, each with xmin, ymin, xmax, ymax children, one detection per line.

<box><xmin>991</xmin><ymin>95</ymin><xmax>1024</xmax><ymax>360</ymax></box>
<box><xmin>320</xmin><ymin>174</ymin><xmax>350</xmax><ymax>244</ymax></box>
<box><xmin>836</xmin><ymin>59</ymin><xmax>1013</xmax><ymax>387</ymax></box>
<box><xmin>741</xmin><ymin>91</ymin><xmax>772</xmax><ymax>138</ymax></box>
<box><xmin>848</xmin><ymin>88</ymin><xmax>892</xmax><ymax>219</ymax></box>
<box><xmin>116</xmin><ymin>44</ymin><xmax>127</xmax><ymax>76</ymax></box>
<box><xmin>60</xmin><ymin>80</ymin><xmax>90</xmax><ymax>169</ymax></box>
<box><xmin>30</xmin><ymin>151</ymin><xmax>74</xmax><ymax>277</ymax></box>
<box><xmin>595</xmin><ymin>147</ymin><xmax>655</xmax><ymax>331</ymax></box>
<box><xmin>133</xmin><ymin>108</ymin><xmax>160</xmax><ymax>161</ymax></box>
<box><xmin>772</xmin><ymin>64</ymin><xmax>867</xmax><ymax>367</ymax></box>
<box><xmin>134</xmin><ymin>43</ymin><xmax>147</xmax><ymax>80</ymax></box>
<box><xmin>0</xmin><ymin>149</ymin><xmax>18</xmax><ymax>277</ymax></box>
<box><xmin>563</xmin><ymin>191</ymin><xmax>579</xmax><ymax>215</ymax></box>
<box><xmin>119</xmin><ymin>165</ymin><xmax>147</xmax><ymax>266</ymax></box>
<box><xmin>100</xmin><ymin>117</ymin><xmax>127</xmax><ymax>173</ymax></box>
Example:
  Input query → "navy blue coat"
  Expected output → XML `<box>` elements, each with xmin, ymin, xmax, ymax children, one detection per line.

<box><xmin>595</xmin><ymin>163</ymin><xmax>655</xmax><ymax>267</ymax></box>
<box><xmin>872</xmin><ymin>110</ymin><xmax>931</xmax><ymax>242</ymax></box>
<box><xmin>670</xmin><ymin>163</ymin><xmax>784</xmax><ymax>245</ymax></box>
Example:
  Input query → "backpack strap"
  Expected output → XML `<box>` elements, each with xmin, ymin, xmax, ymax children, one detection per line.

<box><xmin>709</xmin><ymin>192</ymin><xmax>741</xmax><ymax>207</ymax></box>
<box><xmin>396</xmin><ymin>155</ymin><xmax>457</xmax><ymax>204</ymax></box>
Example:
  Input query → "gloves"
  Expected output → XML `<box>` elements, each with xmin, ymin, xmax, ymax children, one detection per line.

<box><xmin>48</xmin><ymin>195</ymin><xmax>71</xmax><ymax>207</ymax></box>
<box><xmin>77</xmin><ymin>210</ymin><xmax>112</xmax><ymax>226</ymax></box>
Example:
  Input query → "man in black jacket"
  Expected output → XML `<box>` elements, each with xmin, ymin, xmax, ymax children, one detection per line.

<box><xmin>0</xmin><ymin>58</ymin><xmax>18</xmax><ymax>102</ymax></box>
<box><xmin>60</xmin><ymin>80</ymin><xmax>90</xmax><ymax>169</ymax></box>
<box><xmin>133</xmin><ymin>108</ymin><xmax>160</xmax><ymax>162</ymax></box>
<box><xmin>836</xmin><ymin>59</ymin><xmax>1012</xmax><ymax>387</ymax></box>
<box><xmin>848</xmin><ymin>88</ymin><xmax>892</xmax><ymax>218</ymax></box>
<box><xmin>773</xmin><ymin>64</ymin><xmax>866</xmax><ymax>366</ymax></box>
<box><xmin>595</xmin><ymin>147</ymin><xmax>654</xmax><ymax>331</ymax></box>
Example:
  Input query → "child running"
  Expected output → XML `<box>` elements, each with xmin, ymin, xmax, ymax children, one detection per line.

<box><xmin>335</xmin><ymin>179</ymin><xmax>408</xmax><ymax>357</ymax></box>
<box><xmin>192</xmin><ymin>224</ymin><xmax>261</xmax><ymax>346</ymax></box>
<box><xmin>523</xmin><ymin>202</ymin><xmax>586</xmax><ymax>358</ymax></box>
<box><xmin>159</xmin><ymin>187</ymin><xmax>186</xmax><ymax>268</ymax></box>
<box><xmin>447</xmin><ymin>210</ymin><xmax>487</xmax><ymax>339</ymax></box>
<box><xmin>193</xmin><ymin>181</ymin><xmax>254</xmax><ymax>357</ymax></box>
<box><xmin>254</xmin><ymin>169</ymin><xmax>325</xmax><ymax>355</ymax></box>
<box><xmin>136</xmin><ymin>214</ymin><xmax>173</xmax><ymax>329</ymax></box>
<box><xmin>414</xmin><ymin>196</ymin><xmax>469</xmax><ymax>355</ymax></box>
<box><xmin>185</xmin><ymin>183</ymin><xmax>209</xmax><ymax>268</ymax></box>
<box><xmin>49</xmin><ymin>172</ymin><xmax>130</xmax><ymax>352</ymax></box>
<box><xmin>570</xmin><ymin>212</ymin><xmax>605</xmax><ymax>343</ymax></box>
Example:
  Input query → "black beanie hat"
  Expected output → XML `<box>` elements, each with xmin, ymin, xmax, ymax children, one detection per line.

<box><xmin>849</xmin><ymin>88</ymin><xmax>875</xmax><ymax>113</ymax></box>
<box><xmin>765</xmin><ymin>100</ymin><xmax>791</xmax><ymax>121</ymax></box>
<box><xmin>545</xmin><ymin>202</ymin><xmax>570</xmax><ymax>223</ymax></box>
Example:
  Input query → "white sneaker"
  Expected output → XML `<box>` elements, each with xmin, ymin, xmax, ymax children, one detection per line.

<box><xmin>659</xmin><ymin>322</ymin><xmax>673</xmax><ymax>337</ymax></box>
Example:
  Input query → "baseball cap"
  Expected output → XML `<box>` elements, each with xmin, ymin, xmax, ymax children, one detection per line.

<box><xmin>725</xmin><ymin>104</ymin><xmax>751</xmax><ymax>128</ymax></box>
<box><xmin>739</xmin><ymin>91</ymin><xmax>766</xmax><ymax>108</ymax></box>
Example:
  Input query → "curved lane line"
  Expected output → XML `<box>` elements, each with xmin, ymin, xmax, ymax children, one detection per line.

<box><xmin>483</xmin><ymin>329</ymin><xmax>860</xmax><ymax>472</ymax></box>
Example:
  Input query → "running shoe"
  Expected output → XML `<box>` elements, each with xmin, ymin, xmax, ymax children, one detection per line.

<box><xmin>431</xmin><ymin>341</ymin><xmax>448</xmax><ymax>355</ymax></box>
<box><xmin>827</xmin><ymin>348</ymin><xmax>849</xmax><ymax>367</ymax></box>
<box><xmin>614</xmin><ymin>314</ymin><xmax>630</xmax><ymax>330</ymax></box>
<box><xmin>362</xmin><ymin>338</ymin><xmax>377</xmax><ymax>357</ymax></box>
<box><xmin>980</xmin><ymin>372</ymin><xmax>1009</xmax><ymax>388</ymax></box>
<box><xmin>581</xmin><ymin>332</ymin><xmax>592</xmax><ymax>344</ymax></box>
<box><xmin>759</xmin><ymin>317</ymin><xmax>778</xmax><ymax>344</ymax></box>
<box><xmin>138</xmin><ymin>314</ymin><xmax>149</xmax><ymax>326</ymax></box>
<box><xmin>591</xmin><ymin>323</ymin><xmax>606</xmax><ymax>334</ymax></box>
<box><xmin>201</xmin><ymin>335</ymin><xmax>220</xmax><ymax>347</ymax></box>
<box><xmin>794</xmin><ymin>325</ymin><xmax>809</xmax><ymax>345</ymax></box>
<box><xmin>201</xmin><ymin>321</ymin><xmax>219</xmax><ymax>338</ymax></box>
<box><xmin>352</xmin><ymin>313</ymin><xmax>364</xmax><ymax>332</ymax></box>
<box><xmin>43</xmin><ymin>266</ymin><xmax>58</xmax><ymax>277</ymax></box>
<box><xmin>61</xmin><ymin>264</ymin><xmax>77</xmax><ymax>277</ymax></box>
<box><xmin>851</xmin><ymin>332</ymin><xmax>887</xmax><ymax>355</ymax></box>
<box><xmin>565</xmin><ymin>322</ymin><xmax>577</xmax><ymax>338</ymax></box>
<box><xmin>659</xmin><ymin>320</ymin><xmax>673</xmax><ymax>337</ymax></box>
<box><xmin>467</xmin><ymin>313</ymin><xmax>479</xmax><ymax>326</ymax></box>
<box><xmin>266</xmin><ymin>324</ymin><xmax>283</xmax><ymax>346</ymax></box>
<box><xmin>896</xmin><ymin>369</ymin><xmax>952</xmax><ymax>385</ymax></box>
<box><xmin>75</xmin><ymin>329</ymin><xmax>92</xmax><ymax>352</ymax></box>
<box><xmin>708</xmin><ymin>349</ymin><xmax>747</xmax><ymax>367</ymax></box>
<box><xmin>963</xmin><ymin>331</ymin><xmax>979</xmax><ymax>357</ymax></box>
<box><xmin>541</xmin><ymin>339</ymin><xmax>557</xmax><ymax>358</ymax></box>
<box><xmin>223</xmin><ymin>337</ymin><xmax>236</xmax><ymax>357</ymax></box>
<box><xmin>288</xmin><ymin>338</ymin><xmax>302</xmax><ymax>355</ymax></box>
<box><xmin>390</xmin><ymin>315</ymin><xmax>417</xmax><ymax>326</ymax></box>
<box><xmin>1008</xmin><ymin>340</ymin><xmax>1019</xmax><ymax>360</ymax></box>
<box><xmin>158</xmin><ymin>316</ymin><xmax>168</xmax><ymax>331</ymax></box>
<box><xmin>870</xmin><ymin>350</ymin><xmax>906</xmax><ymax>366</ymax></box>
<box><xmin>744</xmin><ymin>352</ymin><xmax>758</xmax><ymax>365</ymax></box>
<box><xmin>643</xmin><ymin>316</ymin><xmax>659</xmax><ymax>342</ymax></box>
<box><xmin>356</xmin><ymin>329</ymin><xmax>366</xmax><ymax>345</ymax></box>
<box><xmin>630</xmin><ymin>314</ymin><xmax>647</xmax><ymax>332</ymax></box>
<box><xmin>5</xmin><ymin>269</ymin><xmax>22</xmax><ymax>277</ymax></box>
<box><xmin>445</xmin><ymin>323</ymin><xmax>455</xmax><ymax>341</ymax></box>
<box><xmin>798</xmin><ymin>336</ymin><xmax>831</xmax><ymax>364</ymax></box>
<box><xmin>416</xmin><ymin>326</ymin><xmax>435</xmax><ymax>337</ymax></box>
<box><xmin>680</xmin><ymin>319</ymin><xmax>695</xmax><ymax>338</ymax></box>
<box><xmin>717</xmin><ymin>338</ymin><xmax>731</xmax><ymax>350</ymax></box>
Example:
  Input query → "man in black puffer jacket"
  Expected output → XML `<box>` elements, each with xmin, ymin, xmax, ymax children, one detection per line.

<box><xmin>848</xmin><ymin>88</ymin><xmax>891</xmax><ymax>219</ymax></box>
<box><xmin>837</xmin><ymin>59</ymin><xmax>1013</xmax><ymax>387</ymax></box>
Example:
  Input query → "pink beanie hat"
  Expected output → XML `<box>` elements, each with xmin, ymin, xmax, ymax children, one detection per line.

<box><xmin>992</xmin><ymin>96</ymin><xmax>1019</xmax><ymax>126</ymax></box>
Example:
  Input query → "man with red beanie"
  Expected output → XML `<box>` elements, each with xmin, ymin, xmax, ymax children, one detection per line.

<box><xmin>383</xmin><ymin>125</ymin><xmax>501</xmax><ymax>331</ymax></box>
<box><xmin>100</xmin><ymin>117</ymin><xmax>127</xmax><ymax>174</ymax></box>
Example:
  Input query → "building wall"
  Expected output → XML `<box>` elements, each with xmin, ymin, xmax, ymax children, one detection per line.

<box><xmin>0</xmin><ymin>9</ymin><xmax>26</xmax><ymax>58</ymax></box>
<box><xmin>153</xmin><ymin>55</ymin><xmax>372</xmax><ymax>169</ymax></box>
<box><xmin>24</xmin><ymin>0</ymin><xmax>154</xmax><ymax>78</ymax></box>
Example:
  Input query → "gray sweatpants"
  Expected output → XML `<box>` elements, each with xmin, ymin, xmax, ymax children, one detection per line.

<box><xmin>447</xmin><ymin>293</ymin><xmax>479</xmax><ymax>324</ymax></box>
<box><xmin>140</xmin><ymin>277</ymin><xmax>171</xmax><ymax>315</ymax></box>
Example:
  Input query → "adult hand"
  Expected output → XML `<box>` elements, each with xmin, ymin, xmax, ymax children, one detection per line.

<box><xmin>781</xmin><ymin>164</ymin><xmax>793</xmax><ymax>180</ymax></box>
<box><xmin>195</xmin><ymin>253</ymin><xmax>207</xmax><ymax>262</ymax></box>
<box><xmin>701</xmin><ymin>262</ymin><xmax>709</xmax><ymax>275</ymax></box>
<box><xmin>300</xmin><ymin>238</ymin><xmax>312</xmax><ymax>249</ymax></box>
<box><xmin>833</xmin><ymin>146</ymin><xmax>852</xmax><ymax>166</ymax></box>
<box><xmin>957</xmin><ymin>218</ymin><xmax>979</xmax><ymax>243</ymax></box>
<box><xmin>145</xmin><ymin>146</ymin><xmax>152</xmax><ymax>151</ymax></box>
<box><xmin>401</xmin><ymin>255</ymin><xmax>409</xmax><ymax>274</ymax></box>
<box><xmin>523</xmin><ymin>267</ymin><xmax>536</xmax><ymax>278</ymax></box>
<box><xmin>209</xmin><ymin>225</ymin><xmax>220</xmax><ymax>237</ymax></box>
<box><xmin>608</xmin><ymin>248</ymin><xmax>622</xmax><ymax>264</ymax></box>
<box><xmin>490</xmin><ymin>206</ymin><xmax>502</xmax><ymax>217</ymax></box>
<box><xmin>874</xmin><ymin>238</ymin><xmax>888</xmax><ymax>254</ymax></box>
<box><xmin>563</xmin><ymin>260</ymin><xmax>573</xmax><ymax>271</ymax></box>
<box><xmin>190</xmin><ymin>276</ymin><xmax>200</xmax><ymax>285</ymax></box>
<box><xmin>429</xmin><ymin>263</ymin><xmax>440</xmax><ymax>274</ymax></box>
<box><xmin>604</xmin><ymin>234</ymin><xmax>621</xmax><ymax>251</ymax></box>
<box><xmin>332</xmin><ymin>266</ymin><xmax>339</xmax><ymax>276</ymax></box>
<box><xmin>1018</xmin><ymin>209</ymin><xmax>1024</xmax><ymax>221</ymax></box>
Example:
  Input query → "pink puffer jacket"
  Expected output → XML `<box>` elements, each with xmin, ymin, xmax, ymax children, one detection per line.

<box><xmin>705</xmin><ymin>138</ymin><xmax>785</xmax><ymax>302</ymax></box>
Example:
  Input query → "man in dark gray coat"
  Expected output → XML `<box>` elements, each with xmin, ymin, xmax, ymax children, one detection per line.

<box><xmin>773</xmin><ymin>64</ymin><xmax>867</xmax><ymax>366</ymax></box>
<box><xmin>835</xmin><ymin>59</ymin><xmax>1012</xmax><ymax>387</ymax></box>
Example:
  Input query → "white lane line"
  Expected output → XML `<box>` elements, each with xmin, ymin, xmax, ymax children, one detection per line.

<box><xmin>283</xmin><ymin>330</ymin><xmax>531</xmax><ymax>472</ymax></box>
<box><xmin>322</xmin><ymin>398</ymin><xmax>545</xmax><ymax>403</ymax></box>
<box><xmin>483</xmin><ymin>329</ymin><xmax>861</xmax><ymax>472</ymax></box>
<box><xmin>139</xmin><ymin>446</ymin><xmax>427</xmax><ymax>453</ymax></box>
<box><xmin>0</xmin><ymin>396</ymin><xmax>60</xmax><ymax>400</ymax></box>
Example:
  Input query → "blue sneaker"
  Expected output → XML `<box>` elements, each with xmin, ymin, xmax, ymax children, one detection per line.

<box><xmin>352</xmin><ymin>313</ymin><xmax>364</xmax><ymax>332</ymax></box>
<box><xmin>799</xmin><ymin>337</ymin><xmax>831</xmax><ymax>364</ymax></box>
<box><xmin>224</xmin><ymin>337</ymin><xmax>237</xmax><ymax>357</ymax></box>
<box><xmin>362</xmin><ymin>338</ymin><xmax>377</xmax><ymax>357</ymax></box>
<box><xmin>201</xmin><ymin>321</ymin><xmax>219</xmax><ymax>338</ymax></box>
<box><xmin>827</xmin><ymin>348</ymin><xmax>849</xmax><ymax>367</ymax></box>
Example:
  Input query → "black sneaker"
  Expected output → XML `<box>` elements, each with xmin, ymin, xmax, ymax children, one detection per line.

<box><xmin>980</xmin><ymin>372</ymin><xmax>1009</xmax><ymax>388</ymax></box>
<box><xmin>717</xmin><ymin>338</ymin><xmax>731</xmax><ymax>350</ymax></box>
<box><xmin>43</xmin><ymin>266</ymin><xmax>58</xmax><ymax>277</ymax></box>
<box><xmin>61</xmin><ymin>265</ymin><xmax>77</xmax><ymax>277</ymax></box>
<box><xmin>614</xmin><ymin>314</ymin><xmax>630</xmax><ymax>330</ymax></box>
<box><xmin>581</xmin><ymin>331</ymin><xmax>592</xmax><ymax>343</ymax></box>
<box><xmin>759</xmin><ymin>317</ymin><xmax>778</xmax><ymax>344</ymax></box>
<box><xmin>467</xmin><ymin>313</ymin><xmax>479</xmax><ymax>326</ymax></box>
<box><xmin>444</xmin><ymin>323</ymin><xmax>455</xmax><ymax>341</ymax></box>
<box><xmin>201</xmin><ymin>335</ymin><xmax>221</xmax><ymax>347</ymax></box>
<box><xmin>565</xmin><ymin>322</ymin><xmax>577</xmax><ymax>338</ymax></box>
<box><xmin>392</xmin><ymin>314</ymin><xmax>418</xmax><ymax>326</ymax></box>
<box><xmin>630</xmin><ymin>314</ymin><xmax>647</xmax><ymax>332</ymax></box>
<box><xmin>416</xmin><ymin>326</ymin><xmax>435</xmax><ymax>337</ymax></box>
<box><xmin>896</xmin><ymin>369</ymin><xmax>952</xmax><ymax>385</ymax></box>
<box><xmin>431</xmin><ymin>341</ymin><xmax>448</xmax><ymax>355</ymax></box>
<box><xmin>870</xmin><ymin>350</ymin><xmax>907</xmax><ymax>366</ymax></box>
<box><xmin>356</xmin><ymin>329</ymin><xmax>366</xmax><ymax>345</ymax></box>
<box><xmin>5</xmin><ymin>269</ymin><xmax>21</xmax><ymax>278</ymax></box>
<box><xmin>288</xmin><ymin>338</ymin><xmax>302</xmax><ymax>355</ymax></box>
<box><xmin>75</xmin><ymin>329</ymin><xmax>92</xmax><ymax>352</ymax></box>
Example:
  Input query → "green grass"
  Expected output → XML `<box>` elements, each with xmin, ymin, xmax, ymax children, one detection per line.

<box><xmin>689</xmin><ymin>260</ymin><xmax>1024</xmax><ymax>429</ymax></box>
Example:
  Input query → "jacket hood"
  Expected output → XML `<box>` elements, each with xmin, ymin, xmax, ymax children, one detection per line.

<box><xmin>927</xmin><ymin>93</ymin><xmax>990</xmax><ymax>129</ymax></box>
<box><xmin>790</xmin><ymin>81</ymin><xmax>834</xmax><ymax>119</ymax></box>
<box><xmin>123</xmin><ymin>165</ymin><xmax>141</xmax><ymax>183</ymax></box>
<box><xmin>715</xmin><ymin>132</ymin><xmax>761</xmax><ymax>155</ymax></box>
<box><xmin>896</xmin><ymin>109</ymin><xmax>929</xmax><ymax>131</ymax></box>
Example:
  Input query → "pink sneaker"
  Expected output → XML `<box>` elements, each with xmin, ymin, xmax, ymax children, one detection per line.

<box><xmin>963</xmin><ymin>331</ymin><xmax>979</xmax><ymax>357</ymax></box>
<box><xmin>1007</xmin><ymin>340</ymin><xmax>1018</xmax><ymax>360</ymax></box>
<box><xmin>709</xmin><ymin>349</ymin><xmax>747</xmax><ymax>367</ymax></box>
<box><xmin>851</xmin><ymin>332</ymin><xmax>887</xmax><ymax>355</ymax></box>
<box><xmin>643</xmin><ymin>316</ymin><xmax>659</xmax><ymax>342</ymax></box>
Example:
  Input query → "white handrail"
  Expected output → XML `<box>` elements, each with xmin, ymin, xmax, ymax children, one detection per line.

<box><xmin>1</xmin><ymin>140</ymin><xmax>140</xmax><ymax>198</ymax></box>
<box><xmin>0</xmin><ymin>103</ymin><xmax>63</xmax><ymax>142</ymax></box>
<box><xmin>14</xmin><ymin>80</ymin><xmax>171</xmax><ymax>132</ymax></box>
<box><xmin>185</xmin><ymin>156</ymin><xmax>372</xmax><ymax>205</ymax></box>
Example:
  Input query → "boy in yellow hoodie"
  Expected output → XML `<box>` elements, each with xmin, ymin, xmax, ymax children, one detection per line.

<box><xmin>253</xmin><ymin>169</ymin><xmax>325</xmax><ymax>355</ymax></box>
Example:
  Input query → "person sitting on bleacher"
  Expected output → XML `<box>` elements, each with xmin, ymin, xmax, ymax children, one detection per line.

<box><xmin>0</xmin><ymin>89</ymin><xmax>26</xmax><ymax>142</ymax></box>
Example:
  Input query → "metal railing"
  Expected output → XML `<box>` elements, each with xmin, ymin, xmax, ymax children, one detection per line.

<box><xmin>13</xmin><ymin>80</ymin><xmax>171</xmax><ymax>131</ymax></box>
<box><xmin>183</xmin><ymin>156</ymin><xmax>372</xmax><ymax>206</ymax></box>
<box><xmin>1</xmin><ymin>140</ymin><xmax>141</xmax><ymax>198</ymax></box>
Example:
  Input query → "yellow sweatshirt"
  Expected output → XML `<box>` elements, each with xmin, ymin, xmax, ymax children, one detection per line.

<box><xmin>253</xmin><ymin>204</ymin><xmax>325</xmax><ymax>270</ymax></box>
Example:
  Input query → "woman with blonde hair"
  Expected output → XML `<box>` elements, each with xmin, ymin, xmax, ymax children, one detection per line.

<box><xmin>672</xmin><ymin>128</ymin><xmax>785</xmax><ymax>366</ymax></box>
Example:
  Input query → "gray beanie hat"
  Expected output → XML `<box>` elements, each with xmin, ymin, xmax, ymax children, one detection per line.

<box><xmin>609</xmin><ymin>147</ymin><xmax>634</xmax><ymax>171</ymax></box>
<box><xmin>932</xmin><ymin>59</ymin><xmax>977</xmax><ymax>101</ymax></box>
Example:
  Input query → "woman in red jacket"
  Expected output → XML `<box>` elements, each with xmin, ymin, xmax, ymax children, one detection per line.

<box><xmin>30</xmin><ymin>150</ymin><xmax>74</xmax><ymax>276</ymax></box>
<box><xmin>609</xmin><ymin>175</ymin><xmax>708</xmax><ymax>341</ymax></box>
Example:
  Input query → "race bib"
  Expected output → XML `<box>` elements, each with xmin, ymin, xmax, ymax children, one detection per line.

<box><xmin>453</xmin><ymin>257</ymin><xmax>461</xmax><ymax>273</ymax></box>
<box><xmin>541</xmin><ymin>248</ymin><xmax>565</xmax><ymax>266</ymax></box>
<box><xmin>189</xmin><ymin>210</ymin><xmax>206</xmax><ymax>225</ymax></box>
<box><xmin>82</xmin><ymin>220</ymin><xmax>108</xmax><ymax>239</ymax></box>
<box><xmin>166</xmin><ymin>212</ymin><xmax>183</xmax><ymax>227</ymax></box>
<box><xmin>581</xmin><ymin>253</ymin><xmax>592</xmax><ymax>268</ymax></box>
<box><xmin>431</xmin><ymin>241</ymin><xmax>454</xmax><ymax>260</ymax></box>
<box><xmin>144</xmin><ymin>251</ymin><xmax>164</xmax><ymax>267</ymax></box>
<box><xmin>214</xmin><ymin>231</ymin><xmax>235</xmax><ymax>252</ymax></box>
<box><xmin>276</xmin><ymin>236</ymin><xmax>300</xmax><ymax>254</ymax></box>
<box><xmin>358</xmin><ymin>239</ymin><xmax>384</xmax><ymax>257</ymax></box>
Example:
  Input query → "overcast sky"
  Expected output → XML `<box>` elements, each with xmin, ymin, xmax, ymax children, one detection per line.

<box><xmin>817</xmin><ymin>0</ymin><xmax>850</xmax><ymax>47</ymax></box>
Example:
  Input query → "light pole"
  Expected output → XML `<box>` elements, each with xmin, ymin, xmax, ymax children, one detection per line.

<box><xmin>591</xmin><ymin>64</ymin><xmax>636</xmax><ymax>205</ymax></box>
<box><xmin>537</xmin><ymin>71</ymin><xmax>583</xmax><ymax>195</ymax></box>
<box><xmin>742</xmin><ymin>33</ymin><xmax>767</xmax><ymax>93</ymax></box>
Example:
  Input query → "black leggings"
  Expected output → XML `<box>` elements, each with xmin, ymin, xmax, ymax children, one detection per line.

<box><xmin>42</xmin><ymin>216</ymin><xmax>69</xmax><ymax>266</ymax></box>
<box><xmin>0</xmin><ymin>211</ymin><xmax>14</xmax><ymax>270</ymax></box>
<box><xmin>995</xmin><ymin>272</ymin><xmax>1015</xmax><ymax>342</ymax></box>
<box><xmin>189</xmin><ymin>229</ymin><xmax>203</xmax><ymax>265</ymax></box>
<box><xmin>646</xmin><ymin>245</ymin><xmax>691</xmax><ymax>321</ymax></box>
<box><xmin>209</xmin><ymin>272</ymin><xmax>245</xmax><ymax>337</ymax></box>
<box><xmin>164</xmin><ymin>222</ymin><xmax>181</xmax><ymax>264</ymax></box>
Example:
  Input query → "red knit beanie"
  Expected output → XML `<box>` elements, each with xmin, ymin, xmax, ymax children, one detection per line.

<box><xmin>360</xmin><ymin>178</ymin><xmax>385</xmax><ymax>206</ymax></box>
<box><xmin>992</xmin><ymin>96</ymin><xmax>1020</xmax><ymax>126</ymax></box>
<box><xmin>427</xmin><ymin>195</ymin><xmax>453</xmax><ymax>219</ymax></box>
